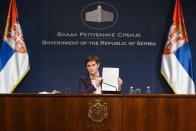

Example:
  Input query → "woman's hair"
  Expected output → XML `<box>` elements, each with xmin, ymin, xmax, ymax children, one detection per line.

<box><xmin>84</xmin><ymin>55</ymin><xmax>100</xmax><ymax>65</ymax></box>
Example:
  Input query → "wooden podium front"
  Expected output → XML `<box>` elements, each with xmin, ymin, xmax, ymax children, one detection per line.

<box><xmin>0</xmin><ymin>94</ymin><xmax>196</xmax><ymax>131</ymax></box>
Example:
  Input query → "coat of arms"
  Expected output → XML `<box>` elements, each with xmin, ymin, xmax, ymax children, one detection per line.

<box><xmin>88</xmin><ymin>100</ymin><xmax>108</xmax><ymax>123</ymax></box>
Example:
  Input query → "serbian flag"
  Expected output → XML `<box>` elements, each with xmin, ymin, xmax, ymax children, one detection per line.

<box><xmin>0</xmin><ymin>0</ymin><xmax>30</xmax><ymax>93</ymax></box>
<box><xmin>161</xmin><ymin>0</ymin><xmax>195</xmax><ymax>94</ymax></box>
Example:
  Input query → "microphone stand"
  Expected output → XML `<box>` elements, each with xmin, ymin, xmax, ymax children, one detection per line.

<box><xmin>101</xmin><ymin>81</ymin><xmax>118</xmax><ymax>91</ymax></box>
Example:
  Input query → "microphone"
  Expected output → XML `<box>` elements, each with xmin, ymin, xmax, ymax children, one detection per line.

<box><xmin>101</xmin><ymin>79</ymin><xmax>118</xmax><ymax>91</ymax></box>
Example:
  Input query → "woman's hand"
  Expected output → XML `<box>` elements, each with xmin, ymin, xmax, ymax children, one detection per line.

<box><xmin>118</xmin><ymin>78</ymin><xmax>123</xmax><ymax>90</ymax></box>
<box><xmin>95</xmin><ymin>77</ymin><xmax>102</xmax><ymax>87</ymax></box>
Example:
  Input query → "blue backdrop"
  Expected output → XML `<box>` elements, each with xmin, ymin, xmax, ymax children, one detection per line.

<box><xmin>0</xmin><ymin>0</ymin><xmax>196</xmax><ymax>93</ymax></box>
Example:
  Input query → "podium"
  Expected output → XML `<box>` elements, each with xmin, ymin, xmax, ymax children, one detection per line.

<box><xmin>0</xmin><ymin>94</ymin><xmax>196</xmax><ymax>131</ymax></box>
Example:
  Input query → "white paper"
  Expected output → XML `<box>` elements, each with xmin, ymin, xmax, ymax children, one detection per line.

<box><xmin>38</xmin><ymin>90</ymin><xmax>61</xmax><ymax>94</ymax></box>
<box><xmin>102</xmin><ymin>67</ymin><xmax>119</xmax><ymax>91</ymax></box>
<box><xmin>38</xmin><ymin>91</ymin><xmax>50</xmax><ymax>94</ymax></box>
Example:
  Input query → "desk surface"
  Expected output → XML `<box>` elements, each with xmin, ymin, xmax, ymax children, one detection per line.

<box><xmin>1</xmin><ymin>93</ymin><xmax>196</xmax><ymax>97</ymax></box>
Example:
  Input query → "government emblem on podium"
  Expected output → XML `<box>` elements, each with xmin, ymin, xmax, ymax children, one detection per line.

<box><xmin>88</xmin><ymin>100</ymin><xmax>108</xmax><ymax>123</ymax></box>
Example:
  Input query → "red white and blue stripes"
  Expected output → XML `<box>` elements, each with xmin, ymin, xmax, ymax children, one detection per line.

<box><xmin>0</xmin><ymin>0</ymin><xmax>30</xmax><ymax>93</ymax></box>
<box><xmin>161</xmin><ymin>0</ymin><xmax>195</xmax><ymax>94</ymax></box>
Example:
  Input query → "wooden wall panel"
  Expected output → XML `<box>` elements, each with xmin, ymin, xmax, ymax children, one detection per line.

<box><xmin>123</xmin><ymin>96</ymin><xmax>196</xmax><ymax>131</ymax></box>
<box><xmin>0</xmin><ymin>94</ymin><xmax>196</xmax><ymax>131</ymax></box>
